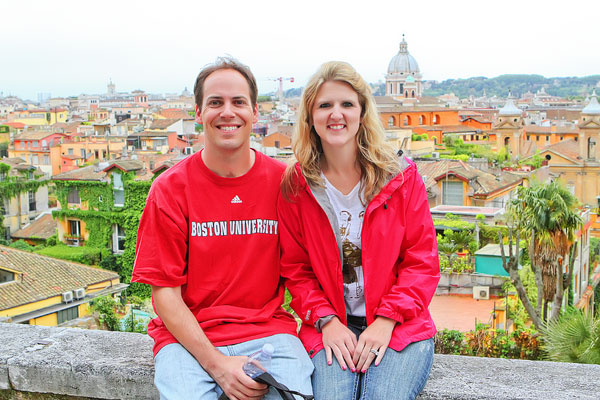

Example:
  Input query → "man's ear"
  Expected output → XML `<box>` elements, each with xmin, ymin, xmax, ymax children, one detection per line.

<box><xmin>253</xmin><ymin>104</ymin><xmax>258</xmax><ymax>124</ymax></box>
<box><xmin>195</xmin><ymin>105</ymin><xmax>202</xmax><ymax>124</ymax></box>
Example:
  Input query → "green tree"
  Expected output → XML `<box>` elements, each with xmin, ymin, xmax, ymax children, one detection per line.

<box><xmin>91</xmin><ymin>296</ymin><xmax>120</xmax><ymax>331</ymax></box>
<box><xmin>543</xmin><ymin>307</ymin><xmax>600</xmax><ymax>364</ymax></box>
<box><xmin>501</xmin><ymin>180</ymin><xmax>583</xmax><ymax>329</ymax></box>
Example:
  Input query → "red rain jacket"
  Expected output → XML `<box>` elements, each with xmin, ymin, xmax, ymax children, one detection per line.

<box><xmin>278</xmin><ymin>158</ymin><xmax>439</xmax><ymax>357</ymax></box>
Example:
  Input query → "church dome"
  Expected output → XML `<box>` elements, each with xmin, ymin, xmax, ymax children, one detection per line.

<box><xmin>387</xmin><ymin>37</ymin><xmax>420</xmax><ymax>74</ymax></box>
<box><xmin>582</xmin><ymin>90</ymin><xmax>600</xmax><ymax>115</ymax></box>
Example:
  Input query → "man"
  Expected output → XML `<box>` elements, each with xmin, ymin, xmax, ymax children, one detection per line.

<box><xmin>132</xmin><ymin>57</ymin><xmax>313</xmax><ymax>400</ymax></box>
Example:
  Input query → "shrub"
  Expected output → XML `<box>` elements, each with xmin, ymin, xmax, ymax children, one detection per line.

<box><xmin>91</xmin><ymin>296</ymin><xmax>120</xmax><ymax>331</ymax></box>
<box><xmin>9</xmin><ymin>239</ymin><xmax>35</xmax><ymax>252</ymax></box>
<box><xmin>35</xmin><ymin>244</ymin><xmax>103</xmax><ymax>265</ymax></box>
<box><xmin>435</xmin><ymin>329</ymin><xmax>466</xmax><ymax>355</ymax></box>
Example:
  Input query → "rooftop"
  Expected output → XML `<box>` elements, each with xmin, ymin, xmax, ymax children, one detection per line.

<box><xmin>0</xmin><ymin>246</ymin><xmax>119</xmax><ymax>311</ymax></box>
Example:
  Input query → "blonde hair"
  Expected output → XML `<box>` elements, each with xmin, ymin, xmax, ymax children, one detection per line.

<box><xmin>282</xmin><ymin>61</ymin><xmax>400</xmax><ymax>204</ymax></box>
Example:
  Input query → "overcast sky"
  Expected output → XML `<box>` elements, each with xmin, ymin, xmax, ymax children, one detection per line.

<box><xmin>3</xmin><ymin>0</ymin><xmax>599</xmax><ymax>101</ymax></box>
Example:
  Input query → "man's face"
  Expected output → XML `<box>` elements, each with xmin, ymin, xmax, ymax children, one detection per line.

<box><xmin>196</xmin><ymin>69</ymin><xmax>258</xmax><ymax>153</ymax></box>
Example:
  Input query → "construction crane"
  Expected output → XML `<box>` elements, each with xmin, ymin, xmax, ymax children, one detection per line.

<box><xmin>269</xmin><ymin>77</ymin><xmax>294</xmax><ymax>103</ymax></box>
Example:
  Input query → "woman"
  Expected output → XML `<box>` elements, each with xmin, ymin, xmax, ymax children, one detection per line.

<box><xmin>278</xmin><ymin>61</ymin><xmax>439</xmax><ymax>399</ymax></box>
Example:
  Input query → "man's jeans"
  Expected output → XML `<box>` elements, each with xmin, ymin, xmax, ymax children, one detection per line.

<box><xmin>312</xmin><ymin>338</ymin><xmax>434</xmax><ymax>400</ymax></box>
<box><xmin>154</xmin><ymin>334</ymin><xmax>314</xmax><ymax>400</ymax></box>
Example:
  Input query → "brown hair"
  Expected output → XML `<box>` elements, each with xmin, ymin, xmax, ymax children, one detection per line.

<box><xmin>193</xmin><ymin>56</ymin><xmax>258</xmax><ymax>109</ymax></box>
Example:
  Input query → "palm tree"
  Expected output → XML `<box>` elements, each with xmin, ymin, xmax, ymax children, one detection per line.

<box><xmin>508</xmin><ymin>180</ymin><xmax>582</xmax><ymax>322</ymax></box>
<box><xmin>543</xmin><ymin>307</ymin><xmax>600</xmax><ymax>364</ymax></box>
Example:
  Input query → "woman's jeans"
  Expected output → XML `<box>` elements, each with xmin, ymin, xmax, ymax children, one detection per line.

<box><xmin>312</xmin><ymin>319</ymin><xmax>434</xmax><ymax>400</ymax></box>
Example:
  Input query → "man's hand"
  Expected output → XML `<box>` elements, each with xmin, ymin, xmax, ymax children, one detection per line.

<box><xmin>207</xmin><ymin>352</ymin><xmax>268</xmax><ymax>400</ymax></box>
<box><xmin>321</xmin><ymin>316</ymin><xmax>358</xmax><ymax>372</ymax></box>
<box><xmin>353</xmin><ymin>316</ymin><xmax>396</xmax><ymax>373</ymax></box>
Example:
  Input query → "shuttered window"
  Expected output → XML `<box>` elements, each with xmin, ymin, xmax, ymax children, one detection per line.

<box><xmin>442</xmin><ymin>181</ymin><xmax>463</xmax><ymax>206</ymax></box>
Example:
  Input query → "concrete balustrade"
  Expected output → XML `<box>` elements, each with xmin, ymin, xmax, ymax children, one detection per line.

<box><xmin>1</xmin><ymin>323</ymin><xmax>599</xmax><ymax>399</ymax></box>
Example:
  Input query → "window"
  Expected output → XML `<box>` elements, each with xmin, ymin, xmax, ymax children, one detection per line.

<box><xmin>57</xmin><ymin>306</ymin><xmax>79</xmax><ymax>325</ymax></box>
<box><xmin>42</xmin><ymin>140</ymin><xmax>47</xmax><ymax>147</ymax></box>
<box><xmin>0</xmin><ymin>269</ymin><xmax>15</xmax><ymax>283</ymax></box>
<box><xmin>28</xmin><ymin>191</ymin><xmax>36</xmax><ymax>211</ymax></box>
<box><xmin>536</xmin><ymin>136</ymin><xmax>540</xmax><ymax>142</ymax></box>
<box><xmin>112</xmin><ymin>224</ymin><xmax>125</xmax><ymax>253</ymax></box>
<box><xmin>68</xmin><ymin>220</ymin><xmax>81</xmax><ymax>236</ymax></box>
<box><xmin>43</xmin><ymin>154</ymin><xmax>50</xmax><ymax>165</ymax></box>
<box><xmin>113</xmin><ymin>172</ymin><xmax>124</xmax><ymax>206</ymax></box>
<box><xmin>442</xmin><ymin>180</ymin><xmax>463</xmax><ymax>206</ymax></box>
<box><xmin>67</xmin><ymin>189</ymin><xmax>80</xmax><ymax>204</ymax></box>
<box><xmin>274</xmin><ymin>140</ymin><xmax>280</xmax><ymax>148</ymax></box>
<box><xmin>68</xmin><ymin>148</ymin><xmax>74</xmax><ymax>155</ymax></box>
<box><xmin>81</xmin><ymin>149</ymin><xmax>86</xmax><ymax>158</ymax></box>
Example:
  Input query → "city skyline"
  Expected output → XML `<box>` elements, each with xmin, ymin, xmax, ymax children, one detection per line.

<box><xmin>3</xmin><ymin>0</ymin><xmax>599</xmax><ymax>100</ymax></box>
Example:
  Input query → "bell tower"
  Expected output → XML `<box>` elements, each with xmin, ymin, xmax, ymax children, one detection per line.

<box><xmin>578</xmin><ymin>90</ymin><xmax>600</xmax><ymax>162</ymax></box>
<box><xmin>493</xmin><ymin>93</ymin><xmax>524</xmax><ymax>159</ymax></box>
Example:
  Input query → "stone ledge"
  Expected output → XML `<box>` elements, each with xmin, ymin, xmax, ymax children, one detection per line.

<box><xmin>1</xmin><ymin>323</ymin><xmax>599</xmax><ymax>399</ymax></box>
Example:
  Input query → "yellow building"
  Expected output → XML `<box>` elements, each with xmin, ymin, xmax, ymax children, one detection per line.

<box><xmin>9</xmin><ymin>109</ymin><xmax>68</xmax><ymax>126</ymax></box>
<box><xmin>416</xmin><ymin>159</ymin><xmax>524</xmax><ymax>209</ymax></box>
<box><xmin>522</xmin><ymin>92</ymin><xmax>600</xmax><ymax>207</ymax></box>
<box><xmin>0</xmin><ymin>245</ymin><xmax>126</xmax><ymax>325</ymax></box>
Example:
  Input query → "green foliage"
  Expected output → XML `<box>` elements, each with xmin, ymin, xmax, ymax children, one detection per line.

<box><xmin>440</xmin><ymin>154</ymin><xmax>469</xmax><ymax>161</ymax></box>
<box><xmin>435</xmin><ymin>325</ymin><xmax>542</xmax><ymax>360</ymax></box>
<box><xmin>53</xmin><ymin>175</ymin><xmax>152</xmax><ymax>298</ymax></box>
<box><xmin>9</xmin><ymin>239</ymin><xmax>35</xmax><ymax>252</ymax></box>
<box><xmin>502</xmin><ymin>264</ymin><xmax>538</xmax><ymax>328</ymax></box>
<box><xmin>411</xmin><ymin>133</ymin><xmax>423</xmax><ymax>141</ymax></box>
<box><xmin>424</xmin><ymin>74</ymin><xmax>600</xmax><ymax>98</ymax></box>
<box><xmin>522</xmin><ymin>152</ymin><xmax>544</xmax><ymax>169</ymax></box>
<box><xmin>91</xmin><ymin>296</ymin><xmax>121</xmax><ymax>331</ymax></box>
<box><xmin>257</xmin><ymin>95</ymin><xmax>272</xmax><ymax>102</ymax></box>
<box><xmin>35</xmin><ymin>243</ymin><xmax>103</xmax><ymax>265</ymax></box>
<box><xmin>434</xmin><ymin>329</ymin><xmax>466</xmax><ymax>355</ymax></box>
<box><xmin>543</xmin><ymin>307</ymin><xmax>600</xmax><ymax>364</ymax></box>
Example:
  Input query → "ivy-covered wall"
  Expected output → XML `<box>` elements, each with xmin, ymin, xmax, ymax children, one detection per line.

<box><xmin>53</xmin><ymin>172</ymin><xmax>152</xmax><ymax>298</ymax></box>
<box><xmin>0</xmin><ymin>162</ymin><xmax>48</xmax><ymax>239</ymax></box>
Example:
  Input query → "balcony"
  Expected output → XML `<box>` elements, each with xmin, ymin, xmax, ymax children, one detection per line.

<box><xmin>1</xmin><ymin>323</ymin><xmax>598</xmax><ymax>399</ymax></box>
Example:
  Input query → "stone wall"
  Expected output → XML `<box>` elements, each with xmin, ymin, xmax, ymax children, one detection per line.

<box><xmin>1</xmin><ymin>323</ymin><xmax>599</xmax><ymax>399</ymax></box>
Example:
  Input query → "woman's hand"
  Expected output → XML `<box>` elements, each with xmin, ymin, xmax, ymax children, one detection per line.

<box><xmin>353</xmin><ymin>316</ymin><xmax>396</xmax><ymax>373</ymax></box>
<box><xmin>321</xmin><ymin>316</ymin><xmax>358</xmax><ymax>371</ymax></box>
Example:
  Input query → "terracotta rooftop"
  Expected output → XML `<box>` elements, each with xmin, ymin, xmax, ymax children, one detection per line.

<box><xmin>159</xmin><ymin>109</ymin><xmax>193</xmax><ymax>120</ymax></box>
<box><xmin>14</xmin><ymin>131</ymin><xmax>65</xmax><ymax>141</ymax></box>
<box><xmin>537</xmin><ymin>138</ymin><xmax>580</xmax><ymax>163</ymax></box>
<box><xmin>10</xmin><ymin>214</ymin><xmax>57</xmax><ymax>241</ymax></box>
<box><xmin>524</xmin><ymin>125</ymin><xmax>578</xmax><ymax>134</ymax></box>
<box><xmin>52</xmin><ymin>164</ymin><xmax>105</xmax><ymax>181</ymax></box>
<box><xmin>149</xmin><ymin>118</ymin><xmax>180</xmax><ymax>130</ymax></box>
<box><xmin>416</xmin><ymin>159</ymin><xmax>523</xmax><ymax>197</ymax></box>
<box><xmin>102</xmin><ymin>159</ymin><xmax>143</xmax><ymax>173</ymax></box>
<box><xmin>0</xmin><ymin>245</ymin><xmax>119</xmax><ymax>311</ymax></box>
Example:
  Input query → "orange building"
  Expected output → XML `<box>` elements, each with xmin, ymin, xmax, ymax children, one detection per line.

<box><xmin>262</xmin><ymin>132</ymin><xmax>291</xmax><ymax>149</ymax></box>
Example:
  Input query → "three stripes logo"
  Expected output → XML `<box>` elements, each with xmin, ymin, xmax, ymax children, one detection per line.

<box><xmin>231</xmin><ymin>195</ymin><xmax>242</xmax><ymax>204</ymax></box>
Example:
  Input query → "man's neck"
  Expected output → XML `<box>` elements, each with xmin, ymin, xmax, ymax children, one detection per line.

<box><xmin>201</xmin><ymin>146</ymin><xmax>256</xmax><ymax>178</ymax></box>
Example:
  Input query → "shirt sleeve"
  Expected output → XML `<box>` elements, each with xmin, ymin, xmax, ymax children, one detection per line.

<box><xmin>131</xmin><ymin>183</ymin><xmax>189</xmax><ymax>287</ymax></box>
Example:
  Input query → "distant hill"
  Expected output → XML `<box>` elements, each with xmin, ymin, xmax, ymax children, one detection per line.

<box><xmin>423</xmin><ymin>74</ymin><xmax>600</xmax><ymax>99</ymax></box>
<box><xmin>264</xmin><ymin>75</ymin><xmax>600</xmax><ymax>101</ymax></box>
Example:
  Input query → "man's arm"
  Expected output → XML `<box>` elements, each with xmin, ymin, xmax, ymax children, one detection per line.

<box><xmin>152</xmin><ymin>286</ymin><xmax>268</xmax><ymax>400</ymax></box>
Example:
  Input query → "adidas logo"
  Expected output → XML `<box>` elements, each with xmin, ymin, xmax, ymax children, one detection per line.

<box><xmin>231</xmin><ymin>195</ymin><xmax>242</xmax><ymax>204</ymax></box>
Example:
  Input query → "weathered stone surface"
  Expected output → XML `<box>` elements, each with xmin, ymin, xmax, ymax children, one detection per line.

<box><xmin>420</xmin><ymin>354</ymin><xmax>600</xmax><ymax>399</ymax></box>
<box><xmin>1</xmin><ymin>324</ymin><xmax>157</xmax><ymax>399</ymax></box>
<box><xmin>2</xmin><ymin>323</ymin><xmax>600</xmax><ymax>399</ymax></box>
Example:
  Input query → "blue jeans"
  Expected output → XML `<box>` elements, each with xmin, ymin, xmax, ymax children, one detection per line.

<box><xmin>312</xmin><ymin>338</ymin><xmax>434</xmax><ymax>400</ymax></box>
<box><xmin>154</xmin><ymin>334</ymin><xmax>314</xmax><ymax>400</ymax></box>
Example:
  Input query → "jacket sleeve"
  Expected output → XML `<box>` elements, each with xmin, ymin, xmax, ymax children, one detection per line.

<box><xmin>374</xmin><ymin>169</ymin><xmax>440</xmax><ymax>325</ymax></box>
<box><xmin>278</xmin><ymin>192</ymin><xmax>338</xmax><ymax>327</ymax></box>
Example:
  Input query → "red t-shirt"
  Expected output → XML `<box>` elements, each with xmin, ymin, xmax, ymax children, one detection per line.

<box><xmin>132</xmin><ymin>150</ymin><xmax>298</xmax><ymax>356</ymax></box>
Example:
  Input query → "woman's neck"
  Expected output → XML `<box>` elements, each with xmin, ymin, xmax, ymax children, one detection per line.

<box><xmin>321</xmin><ymin>147</ymin><xmax>361</xmax><ymax>195</ymax></box>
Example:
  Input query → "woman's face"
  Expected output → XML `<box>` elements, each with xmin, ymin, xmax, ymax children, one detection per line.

<box><xmin>311</xmin><ymin>80</ymin><xmax>362</xmax><ymax>153</ymax></box>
